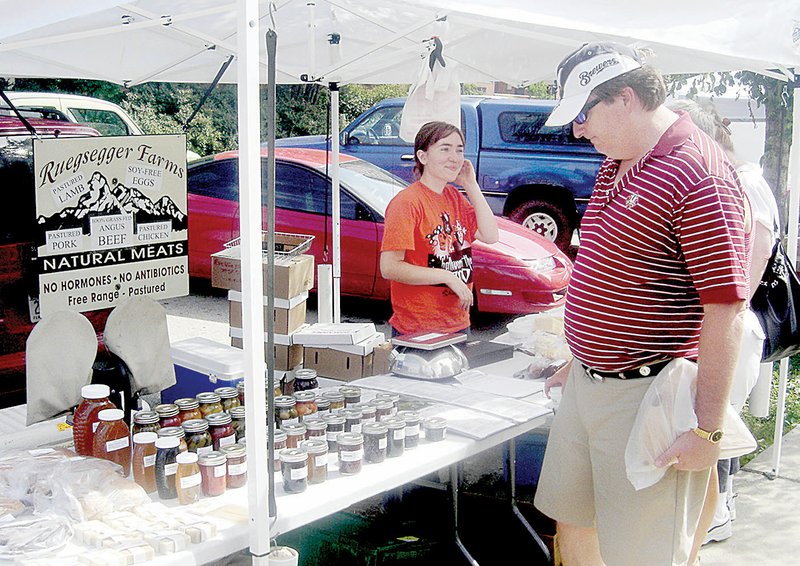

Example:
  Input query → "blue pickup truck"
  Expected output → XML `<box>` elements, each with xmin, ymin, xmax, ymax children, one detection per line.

<box><xmin>276</xmin><ymin>96</ymin><xmax>604</xmax><ymax>250</ymax></box>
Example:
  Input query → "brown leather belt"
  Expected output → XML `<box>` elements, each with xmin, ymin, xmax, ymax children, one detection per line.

<box><xmin>581</xmin><ymin>360</ymin><xmax>670</xmax><ymax>381</ymax></box>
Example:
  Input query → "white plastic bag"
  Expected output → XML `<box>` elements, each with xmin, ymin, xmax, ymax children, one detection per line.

<box><xmin>625</xmin><ymin>358</ymin><xmax>757</xmax><ymax>491</ymax></box>
<box><xmin>399</xmin><ymin>46</ymin><xmax>460</xmax><ymax>143</ymax></box>
<box><xmin>729</xmin><ymin>308</ymin><xmax>765</xmax><ymax>412</ymax></box>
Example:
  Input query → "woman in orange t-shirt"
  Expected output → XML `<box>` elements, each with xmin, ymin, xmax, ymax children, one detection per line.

<box><xmin>380</xmin><ymin>121</ymin><xmax>499</xmax><ymax>335</ymax></box>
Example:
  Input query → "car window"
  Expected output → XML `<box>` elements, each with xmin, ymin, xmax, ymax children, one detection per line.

<box><xmin>498</xmin><ymin>111</ymin><xmax>590</xmax><ymax>145</ymax></box>
<box><xmin>188</xmin><ymin>160</ymin><xmax>239</xmax><ymax>201</ymax></box>
<box><xmin>68</xmin><ymin>108</ymin><xmax>130</xmax><ymax>136</ymax></box>
<box><xmin>274</xmin><ymin>163</ymin><xmax>362</xmax><ymax>220</ymax></box>
<box><xmin>348</xmin><ymin>106</ymin><xmax>405</xmax><ymax>146</ymax></box>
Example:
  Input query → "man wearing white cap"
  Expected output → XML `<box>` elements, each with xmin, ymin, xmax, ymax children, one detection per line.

<box><xmin>533</xmin><ymin>42</ymin><xmax>749</xmax><ymax>565</ymax></box>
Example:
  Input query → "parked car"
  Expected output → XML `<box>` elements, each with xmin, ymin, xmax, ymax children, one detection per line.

<box><xmin>276</xmin><ymin>96</ymin><xmax>604</xmax><ymax>250</ymax></box>
<box><xmin>0</xmin><ymin>115</ymin><xmax>109</xmax><ymax>408</ymax></box>
<box><xmin>187</xmin><ymin>148</ymin><xmax>572</xmax><ymax>315</ymax></box>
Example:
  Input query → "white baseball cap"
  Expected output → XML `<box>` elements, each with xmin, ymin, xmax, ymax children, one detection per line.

<box><xmin>545</xmin><ymin>42</ymin><xmax>644</xmax><ymax>127</ymax></box>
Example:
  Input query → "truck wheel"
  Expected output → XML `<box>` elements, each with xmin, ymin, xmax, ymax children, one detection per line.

<box><xmin>509</xmin><ymin>199</ymin><xmax>572</xmax><ymax>251</ymax></box>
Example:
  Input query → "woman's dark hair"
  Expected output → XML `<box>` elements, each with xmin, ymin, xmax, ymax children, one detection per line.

<box><xmin>413</xmin><ymin>121</ymin><xmax>465</xmax><ymax>177</ymax></box>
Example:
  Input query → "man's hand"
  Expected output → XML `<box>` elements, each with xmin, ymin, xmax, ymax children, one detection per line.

<box><xmin>544</xmin><ymin>360</ymin><xmax>572</xmax><ymax>398</ymax></box>
<box><xmin>655</xmin><ymin>430</ymin><xmax>720</xmax><ymax>471</ymax></box>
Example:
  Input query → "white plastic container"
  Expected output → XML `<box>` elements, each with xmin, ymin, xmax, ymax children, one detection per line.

<box><xmin>162</xmin><ymin>337</ymin><xmax>245</xmax><ymax>403</ymax></box>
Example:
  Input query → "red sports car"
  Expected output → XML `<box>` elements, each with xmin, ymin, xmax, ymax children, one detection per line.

<box><xmin>187</xmin><ymin>148</ymin><xmax>571</xmax><ymax>314</ymax></box>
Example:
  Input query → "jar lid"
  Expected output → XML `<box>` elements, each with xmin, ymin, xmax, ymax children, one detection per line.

<box><xmin>154</xmin><ymin>403</ymin><xmax>179</xmax><ymax>417</ymax></box>
<box><xmin>81</xmin><ymin>384</ymin><xmax>110</xmax><ymax>399</ymax></box>
<box><xmin>303</xmin><ymin>417</ymin><xmax>327</xmax><ymax>431</ymax></box>
<box><xmin>321</xmin><ymin>413</ymin><xmax>345</xmax><ymax>425</ymax></box>
<box><xmin>375</xmin><ymin>392</ymin><xmax>399</xmax><ymax>402</ymax></box>
<box><xmin>176</xmin><ymin>451</ymin><xmax>198</xmax><ymax>464</ymax></box>
<box><xmin>132</xmin><ymin>410</ymin><xmax>159</xmax><ymax>424</ymax></box>
<box><xmin>157</xmin><ymin>426</ymin><xmax>185</xmax><ymax>438</ymax></box>
<box><xmin>336</xmin><ymin>432</ymin><xmax>364</xmax><ymax>447</ymax></box>
<box><xmin>342</xmin><ymin>408</ymin><xmax>363</xmax><ymax>420</ymax></box>
<box><xmin>221</xmin><ymin>444</ymin><xmax>247</xmax><ymax>459</ymax></box>
<box><xmin>279</xmin><ymin>448</ymin><xmax>308</xmax><ymax>463</ymax></box>
<box><xmin>205</xmin><ymin>412</ymin><xmax>233</xmax><ymax>426</ymax></box>
<box><xmin>369</xmin><ymin>399</ymin><xmax>394</xmax><ymax>410</ymax></box>
<box><xmin>133</xmin><ymin>432</ymin><xmax>158</xmax><ymax>444</ymax></box>
<box><xmin>175</xmin><ymin>398</ymin><xmax>200</xmax><ymax>410</ymax></box>
<box><xmin>382</xmin><ymin>416</ymin><xmax>406</xmax><ymax>430</ymax></box>
<box><xmin>230</xmin><ymin>406</ymin><xmax>246</xmax><ymax>419</ymax></box>
<box><xmin>299</xmin><ymin>438</ymin><xmax>328</xmax><ymax>454</ymax></box>
<box><xmin>322</xmin><ymin>391</ymin><xmax>345</xmax><ymax>402</ymax></box>
<box><xmin>350</xmin><ymin>403</ymin><xmax>376</xmax><ymax>416</ymax></box>
<box><xmin>281</xmin><ymin>423</ymin><xmax>307</xmax><ymax>436</ymax></box>
<box><xmin>315</xmin><ymin>397</ymin><xmax>330</xmax><ymax>409</ymax></box>
<box><xmin>198</xmin><ymin>451</ymin><xmax>227</xmax><ymax>466</ymax></box>
<box><xmin>294</xmin><ymin>368</ymin><xmax>317</xmax><ymax>379</ymax></box>
<box><xmin>155</xmin><ymin>436</ymin><xmax>180</xmax><ymax>449</ymax></box>
<box><xmin>339</xmin><ymin>385</ymin><xmax>361</xmax><ymax>396</ymax></box>
<box><xmin>275</xmin><ymin>395</ymin><xmax>296</xmax><ymax>408</ymax></box>
<box><xmin>273</xmin><ymin>429</ymin><xmax>287</xmax><ymax>442</ymax></box>
<box><xmin>182</xmin><ymin>418</ymin><xmax>210</xmax><ymax>433</ymax></box>
<box><xmin>197</xmin><ymin>392</ymin><xmax>221</xmax><ymax>404</ymax></box>
<box><xmin>214</xmin><ymin>386</ymin><xmax>238</xmax><ymax>399</ymax></box>
<box><xmin>293</xmin><ymin>391</ymin><xmax>316</xmax><ymax>402</ymax></box>
<box><xmin>362</xmin><ymin>422</ymin><xmax>388</xmax><ymax>436</ymax></box>
<box><xmin>398</xmin><ymin>410</ymin><xmax>421</xmax><ymax>424</ymax></box>
<box><xmin>423</xmin><ymin>416</ymin><xmax>447</xmax><ymax>430</ymax></box>
<box><xmin>97</xmin><ymin>408</ymin><xmax>123</xmax><ymax>421</ymax></box>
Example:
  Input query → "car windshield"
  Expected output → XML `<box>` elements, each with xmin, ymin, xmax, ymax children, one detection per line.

<box><xmin>334</xmin><ymin>159</ymin><xmax>406</xmax><ymax>216</ymax></box>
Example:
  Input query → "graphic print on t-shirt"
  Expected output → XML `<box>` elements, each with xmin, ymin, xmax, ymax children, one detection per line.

<box><xmin>426</xmin><ymin>211</ymin><xmax>473</xmax><ymax>284</ymax></box>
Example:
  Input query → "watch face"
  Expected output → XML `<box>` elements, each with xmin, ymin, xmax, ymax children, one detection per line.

<box><xmin>710</xmin><ymin>430</ymin><xmax>723</xmax><ymax>443</ymax></box>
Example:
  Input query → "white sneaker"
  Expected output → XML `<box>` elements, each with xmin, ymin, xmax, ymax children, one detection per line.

<box><xmin>703</xmin><ymin>516</ymin><xmax>732</xmax><ymax>544</ymax></box>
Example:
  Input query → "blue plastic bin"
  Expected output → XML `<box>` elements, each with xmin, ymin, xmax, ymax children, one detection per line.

<box><xmin>161</xmin><ymin>337</ymin><xmax>245</xmax><ymax>403</ymax></box>
<box><xmin>503</xmin><ymin>428</ymin><xmax>550</xmax><ymax>487</ymax></box>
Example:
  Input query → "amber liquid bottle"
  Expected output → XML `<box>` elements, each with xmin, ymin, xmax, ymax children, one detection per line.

<box><xmin>93</xmin><ymin>408</ymin><xmax>131</xmax><ymax>477</ymax></box>
<box><xmin>175</xmin><ymin>451</ymin><xmax>202</xmax><ymax>505</ymax></box>
<box><xmin>73</xmin><ymin>384</ymin><xmax>115</xmax><ymax>456</ymax></box>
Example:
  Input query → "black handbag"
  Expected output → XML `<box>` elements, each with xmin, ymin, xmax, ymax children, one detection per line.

<box><xmin>751</xmin><ymin>238</ymin><xmax>800</xmax><ymax>362</ymax></box>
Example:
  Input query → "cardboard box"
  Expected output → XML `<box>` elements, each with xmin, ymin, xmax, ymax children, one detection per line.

<box><xmin>228</xmin><ymin>291</ymin><xmax>308</xmax><ymax>335</ymax></box>
<box><xmin>211</xmin><ymin>249</ymin><xmax>314</xmax><ymax>299</ymax></box>
<box><xmin>303</xmin><ymin>347</ymin><xmax>374</xmax><ymax>382</ymax></box>
<box><xmin>230</xmin><ymin>337</ymin><xmax>303</xmax><ymax>371</ymax></box>
<box><xmin>371</xmin><ymin>341</ymin><xmax>394</xmax><ymax>375</ymax></box>
<box><xmin>292</xmin><ymin>323</ymin><xmax>376</xmax><ymax>346</ymax></box>
<box><xmin>327</xmin><ymin>333</ymin><xmax>386</xmax><ymax>356</ymax></box>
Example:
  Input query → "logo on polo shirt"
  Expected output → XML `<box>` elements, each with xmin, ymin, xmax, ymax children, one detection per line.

<box><xmin>579</xmin><ymin>57</ymin><xmax>620</xmax><ymax>86</ymax></box>
<box><xmin>625</xmin><ymin>193</ymin><xmax>639</xmax><ymax>209</ymax></box>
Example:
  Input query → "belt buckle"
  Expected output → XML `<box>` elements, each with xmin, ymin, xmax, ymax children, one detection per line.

<box><xmin>585</xmin><ymin>367</ymin><xmax>604</xmax><ymax>382</ymax></box>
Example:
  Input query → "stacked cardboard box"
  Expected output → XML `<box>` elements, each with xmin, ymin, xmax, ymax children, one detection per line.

<box><xmin>293</xmin><ymin>323</ymin><xmax>386</xmax><ymax>382</ymax></box>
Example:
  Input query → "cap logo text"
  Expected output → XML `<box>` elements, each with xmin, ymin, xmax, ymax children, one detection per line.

<box><xmin>578</xmin><ymin>57</ymin><xmax>620</xmax><ymax>86</ymax></box>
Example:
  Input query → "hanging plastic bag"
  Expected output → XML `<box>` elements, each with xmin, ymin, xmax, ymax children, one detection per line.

<box><xmin>625</xmin><ymin>358</ymin><xmax>757</xmax><ymax>491</ymax></box>
<box><xmin>399</xmin><ymin>37</ymin><xmax>461</xmax><ymax>143</ymax></box>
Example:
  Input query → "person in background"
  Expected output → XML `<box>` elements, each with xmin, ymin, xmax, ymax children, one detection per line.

<box><xmin>534</xmin><ymin>42</ymin><xmax>749</xmax><ymax>565</ymax></box>
<box><xmin>380</xmin><ymin>121</ymin><xmax>498</xmax><ymax>335</ymax></box>
<box><xmin>668</xmin><ymin>98</ymin><xmax>780</xmax><ymax>557</ymax></box>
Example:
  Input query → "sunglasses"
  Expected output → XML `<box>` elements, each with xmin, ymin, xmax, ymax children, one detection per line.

<box><xmin>573</xmin><ymin>97</ymin><xmax>602</xmax><ymax>125</ymax></box>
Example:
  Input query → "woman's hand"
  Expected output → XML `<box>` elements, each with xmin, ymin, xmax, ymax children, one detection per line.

<box><xmin>454</xmin><ymin>159</ymin><xmax>479</xmax><ymax>192</ymax></box>
<box><xmin>446</xmin><ymin>272</ymin><xmax>473</xmax><ymax>311</ymax></box>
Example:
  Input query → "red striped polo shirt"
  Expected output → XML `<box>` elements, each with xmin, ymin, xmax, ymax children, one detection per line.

<box><xmin>565</xmin><ymin>112</ymin><xmax>749</xmax><ymax>371</ymax></box>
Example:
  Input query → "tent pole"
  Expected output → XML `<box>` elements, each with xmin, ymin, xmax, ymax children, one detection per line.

<box><xmin>331</xmin><ymin>82</ymin><xmax>341</xmax><ymax>323</ymax></box>
<box><xmin>771</xmin><ymin>77</ymin><xmax>800</xmax><ymax>478</ymax></box>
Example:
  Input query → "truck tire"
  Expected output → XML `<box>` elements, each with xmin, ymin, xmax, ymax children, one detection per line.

<box><xmin>508</xmin><ymin>199</ymin><xmax>572</xmax><ymax>251</ymax></box>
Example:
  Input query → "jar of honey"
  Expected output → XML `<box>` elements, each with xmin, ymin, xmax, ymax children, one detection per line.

<box><xmin>175</xmin><ymin>451</ymin><xmax>202</xmax><ymax>505</ymax></box>
<box><xmin>131</xmin><ymin>432</ymin><xmax>158</xmax><ymax>493</ymax></box>
<box><xmin>93</xmin><ymin>409</ymin><xmax>131</xmax><ymax>476</ymax></box>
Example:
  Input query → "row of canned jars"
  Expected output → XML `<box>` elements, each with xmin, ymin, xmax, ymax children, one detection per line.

<box><xmin>275</xmin><ymin>387</ymin><xmax>401</xmax><ymax>429</ymax></box>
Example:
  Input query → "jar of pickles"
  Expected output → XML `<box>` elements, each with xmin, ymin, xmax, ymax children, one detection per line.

<box><xmin>398</xmin><ymin>411</ymin><xmax>421</xmax><ymax>449</ymax></box>
<box><xmin>273</xmin><ymin>429</ymin><xmax>287</xmax><ymax>472</ymax></box>
<box><xmin>339</xmin><ymin>386</ymin><xmax>361</xmax><ymax>407</ymax></box>
<box><xmin>198</xmin><ymin>451</ymin><xmax>227</xmax><ymax>497</ymax></box>
<box><xmin>237</xmin><ymin>381</ymin><xmax>245</xmax><ymax>406</ymax></box>
<box><xmin>182</xmin><ymin>419</ymin><xmax>214</xmax><ymax>455</ymax></box>
<box><xmin>214</xmin><ymin>387</ymin><xmax>240</xmax><ymax>412</ymax></box>
<box><xmin>300</xmin><ymin>438</ymin><xmax>328</xmax><ymax>485</ymax></box>
<box><xmin>174</xmin><ymin>398</ymin><xmax>203</xmax><ymax>423</ymax></box>
<box><xmin>351</xmin><ymin>403</ymin><xmax>376</xmax><ymax>425</ymax></box>
<box><xmin>342</xmin><ymin>408</ymin><xmax>363</xmax><ymax>434</ymax></box>
<box><xmin>206</xmin><ymin>412</ymin><xmax>237</xmax><ymax>450</ymax></box>
<box><xmin>383</xmin><ymin>416</ymin><xmax>406</xmax><ymax>458</ymax></box>
<box><xmin>275</xmin><ymin>396</ymin><xmax>299</xmax><ymax>428</ymax></box>
<box><xmin>303</xmin><ymin>416</ymin><xmax>327</xmax><ymax>440</ymax></box>
<box><xmin>293</xmin><ymin>391</ymin><xmax>317</xmax><ymax>420</ymax></box>
<box><xmin>293</xmin><ymin>368</ymin><xmax>318</xmax><ymax>392</ymax></box>
<box><xmin>197</xmin><ymin>392</ymin><xmax>224</xmax><ymax>417</ymax></box>
<box><xmin>362</xmin><ymin>422</ymin><xmax>388</xmax><ymax>464</ymax></box>
<box><xmin>157</xmin><ymin>426</ymin><xmax>188</xmax><ymax>453</ymax></box>
<box><xmin>322</xmin><ymin>390</ymin><xmax>345</xmax><ymax>411</ymax></box>
<box><xmin>221</xmin><ymin>443</ymin><xmax>247</xmax><ymax>489</ymax></box>
<box><xmin>336</xmin><ymin>432</ymin><xmax>364</xmax><ymax>475</ymax></box>
<box><xmin>375</xmin><ymin>393</ymin><xmax>400</xmax><ymax>415</ymax></box>
<box><xmin>315</xmin><ymin>396</ymin><xmax>331</xmax><ymax>415</ymax></box>
<box><xmin>370</xmin><ymin>398</ymin><xmax>394</xmax><ymax>422</ymax></box>
<box><xmin>321</xmin><ymin>413</ymin><xmax>345</xmax><ymax>452</ymax></box>
<box><xmin>154</xmin><ymin>404</ymin><xmax>182</xmax><ymax>428</ymax></box>
<box><xmin>230</xmin><ymin>406</ymin><xmax>246</xmax><ymax>442</ymax></box>
<box><xmin>279</xmin><ymin>448</ymin><xmax>308</xmax><ymax>493</ymax></box>
<box><xmin>282</xmin><ymin>422</ymin><xmax>307</xmax><ymax>448</ymax></box>
<box><xmin>132</xmin><ymin>410</ymin><xmax>160</xmax><ymax>435</ymax></box>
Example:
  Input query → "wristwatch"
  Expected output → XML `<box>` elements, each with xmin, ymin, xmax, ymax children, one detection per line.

<box><xmin>693</xmin><ymin>427</ymin><xmax>724</xmax><ymax>444</ymax></box>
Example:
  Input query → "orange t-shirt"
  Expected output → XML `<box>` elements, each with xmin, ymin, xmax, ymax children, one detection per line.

<box><xmin>381</xmin><ymin>181</ymin><xmax>478</xmax><ymax>334</ymax></box>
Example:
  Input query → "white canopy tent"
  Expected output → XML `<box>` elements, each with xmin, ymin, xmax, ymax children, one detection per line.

<box><xmin>2</xmin><ymin>0</ymin><xmax>800</xmax><ymax>561</ymax></box>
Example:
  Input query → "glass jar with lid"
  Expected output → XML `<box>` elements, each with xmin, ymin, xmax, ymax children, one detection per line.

<box><xmin>198</xmin><ymin>451</ymin><xmax>227</xmax><ymax>497</ymax></box>
<box><xmin>72</xmin><ymin>384</ymin><xmax>115</xmax><ymax>457</ymax></box>
<box><xmin>154</xmin><ymin>403</ymin><xmax>182</xmax><ymax>428</ymax></box>
<box><xmin>237</xmin><ymin>381</ymin><xmax>246</xmax><ymax>406</ymax></box>
<box><xmin>302</xmin><ymin>416</ymin><xmax>327</xmax><ymax>440</ymax></box>
<box><xmin>336</xmin><ymin>432</ymin><xmax>364</xmax><ymax>475</ymax></box>
<box><xmin>293</xmin><ymin>391</ymin><xmax>317</xmax><ymax>420</ymax></box>
<box><xmin>182</xmin><ymin>419</ymin><xmax>214</xmax><ymax>455</ymax></box>
<box><xmin>221</xmin><ymin>444</ymin><xmax>247</xmax><ymax>489</ymax></box>
<box><xmin>274</xmin><ymin>396</ymin><xmax>299</xmax><ymax>428</ymax></box>
<box><xmin>321</xmin><ymin>413</ymin><xmax>345</xmax><ymax>452</ymax></box>
<box><xmin>339</xmin><ymin>386</ymin><xmax>361</xmax><ymax>407</ymax></box>
<box><xmin>422</xmin><ymin>417</ymin><xmax>447</xmax><ymax>442</ymax></box>
<box><xmin>273</xmin><ymin>429</ymin><xmax>287</xmax><ymax>472</ymax></box>
<box><xmin>322</xmin><ymin>390</ymin><xmax>345</xmax><ymax>411</ymax></box>
<box><xmin>293</xmin><ymin>368</ymin><xmax>318</xmax><ymax>392</ymax></box>
<box><xmin>206</xmin><ymin>412</ymin><xmax>237</xmax><ymax>450</ymax></box>
<box><xmin>230</xmin><ymin>406</ymin><xmax>246</xmax><ymax>442</ymax></box>
<box><xmin>279</xmin><ymin>448</ymin><xmax>308</xmax><ymax>494</ymax></box>
<box><xmin>214</xmin><ymin>387</ymin><xmax>240</xmax><ymax>412</ymax></box>
<box><xmin>157</xmin><ymin>426</ymin><xmax>188</xmax><ymax>453</ymax></box>
<box><xmin>132</xmin><ymin>432</ymin><xmax>158</xmax><ymax>493</ymax></box>
<box><xmin>351</xmin><ymin>403</ymin><xmax>376</xmax><ymax>425</ymax></box>
<box><xmin>370</xmin><ymin>398</ymin><xmax>394</xmax><ymax>422</ymax></box>
<box><xmin>362</xmin><ymin>422</ymin><xmax>388</xmax><ymax>464</ymax></box>
<box><xmin>93</xmin><ymin>409</ymin><xmax>131</xmax><ymax>476</ymax></box>
<box><xmin>197</xmin><ymin>392</ymin><xmax>224</xmax><ymax>417</ymax></box>
<box><xmin>383</xmin><ymin>416</ymin><xmax>406</xmax><ymax>458</ymax></box>
<box><xmin>175</xmin><ymin>451</ymin><xmax>202</xmax><ymax>505</ymax></box>
<box><xmin>281</xmin><ymin>422</ymin><xmax>307</xmax><ymax>448</ymax></box>
<box><xmin>299</xmin><ymin>439</ymin><xmax>328</xmax><ymax>485</ymax></box>
<box><xmin>174</xmin><ymin>398</ymin><xmax>203</xmax><ymax>423</ymax></box>
<box><xmin>375</xmin><ymin>393</ymin><xmax>400</xmax><ymax>415</ymax></box>
<box><xmin>342</xmin><ymin>408</ymin><xmax>363</xmax><ymax>434</ymax></box>
<box><xmin>132</xmin><ymin>410</ymin><xmax>161</xmax><ymax>435</ymax></box>
<box><xmin>315</xmin><ymin>396</ymin><xmax>331</xmax><ymax>415</ymax></box>
<box><xmin>398</xmin><ymin>411</ymin><xmax>421</xmax><ymax>449</ymax></box>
